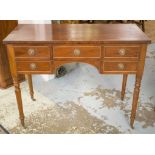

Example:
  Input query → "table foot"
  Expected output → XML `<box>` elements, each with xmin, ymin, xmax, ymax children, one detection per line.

<box><xmin>130</xmin><ymin>75</ymin><xmax>142</xmax><ymax>129</ymax></box>
<box><xmin>130</xmin><ymin>119</ymin><xmax>134</xmax><ymax>129</ymax></box>
<box><xmin>31</xmin><ymin>96</ymin><xmax>36</xmax><ymax>101</ymax></box>
<box><xmin>20</xmin><ymin>118</ymin><xmax>25</xmax><ymax>127</ymax></box>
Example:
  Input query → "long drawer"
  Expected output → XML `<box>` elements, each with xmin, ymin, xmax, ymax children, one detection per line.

<box><xmin>14</xmin><ymin>46</ymin><xmax>51</xmax><ymax>59</ymax></box>
<box><xmin>53</xmin><ymin>46</ymin><xmax>101</xmax><ymax>58</ymax></box>
<box><xmin>16</xmin><ymin>61</ymin><xmax>52</xmax><ymax>73</ymax></box>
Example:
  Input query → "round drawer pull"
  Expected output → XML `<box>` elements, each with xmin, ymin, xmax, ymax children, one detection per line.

<box><xmin>73</xmin><ymin>49</ymin><xmax>81</xmax><ymax>56</ymax></box>
<box><xmin>118</xmin><ymin>49</ymin><xmax>126</xmax><ymax>56</ymax></box>
<box><xmin>117</xmin><ymin>63</ymin><xmax>125</xmax><ymax>70</ymax></box>
<box><xmin>27</xmin><ymin>48</ymin><xmax>36</xmax><ymax>56</ymax></box>
<box><xmin>29</xmin><ymin>63</ymin><xmax>37</xmax><ymax>70</ymax></box>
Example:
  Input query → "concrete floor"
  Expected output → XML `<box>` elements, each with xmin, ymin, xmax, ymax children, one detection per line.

<box><xmin>0</xmin><ymin>44</ymin><xmax>155</xmax><ymax>134</ymax></box>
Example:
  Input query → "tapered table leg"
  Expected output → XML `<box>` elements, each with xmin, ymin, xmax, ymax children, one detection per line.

<box><xmin>13</xmin><ymin>77</ymin><xmax>25</xmax><ymax>127</ymax></box>
<box><xmin>121</xmin><ymin>74</ymin><xmax>128</xmax><ymax>100</ymax></box>
<box><xmin>27</xmin><ymin>74</ymin><xmax>35</xmax><ymax>101</ymax></box>
<box><xmin>130</xmin><ymin>44</ymin><xmax>147</xmax><ymax>129</ymax></box>
<box><xmin>7</xmin><ymin>45</ymin><xmax>25</xmax><ymax>127</ymax></box>
<box><xmin>130</xmin><ymin>75</ymin><xmax>142</xmax><ymax>128</ymax></box>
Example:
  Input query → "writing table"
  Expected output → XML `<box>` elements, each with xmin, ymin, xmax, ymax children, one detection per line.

<box><xmin>3</xmin><ymin>24</ymin><xmax>151</xmax><ymax>128</ymax></box>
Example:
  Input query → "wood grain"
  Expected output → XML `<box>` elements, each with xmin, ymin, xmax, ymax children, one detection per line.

<box><xmin>3</xmin><ymin>24</ymin><xmax>151</xmax><ymax>44</ymax></box>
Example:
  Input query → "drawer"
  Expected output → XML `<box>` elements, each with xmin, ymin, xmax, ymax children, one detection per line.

<box><xmin>16</xmin><ymin>61</ymin><xmax>51</xmax><ymax>73</ymax></box>
<box><xmin>53</xmin><ymin>46</ymin><xmax>101</xmax><ymax>58</ymax></box>
<box><xmin>14</xmin><ymin>46</ymin><xmax>51</xmax><ymax>59</ymax></box>
<box><xmin>103</xmin><ymin>61</ymin><xmax>138</xmax><ymax>73</ymax></box>
<box><xmin>104</xmin><ymin>46</ymin><xmax>140</xmax><ymax>58</ymax></box>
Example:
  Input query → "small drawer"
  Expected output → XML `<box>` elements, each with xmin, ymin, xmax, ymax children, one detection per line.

<box><xmin>16</xmin><ymin>61</ymin><xmax>51</xmax><ymax>73</ymax></box>
<box><xmin>104</xmin><ymin>62</ymin><xmax>138</xmax><ymax>73</ymax></box>
<box><xmin>104</xmin><ymin>46</ymin><xmax>140</xmax><ymax>58</ymax></box>
<box><xmin>14</xmin><ymin>46</ymin><xmax>51</xmax><ymax>59</ymax></box>
<box><xmin>53</xmin><ymin>46</ymin><xmax>101</xmax><ymax>58</ymax></box>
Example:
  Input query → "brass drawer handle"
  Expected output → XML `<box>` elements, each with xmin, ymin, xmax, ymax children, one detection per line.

<box><xmin>117</xmin><ymin>63</ymin><xmax>125</xmax><ymax>70</ymax></box>
<box><xmin>118</xmin><ymin>49</ymin><xmax>126</xmax><ymax>56</ymax></box>
<box><xmin>27</xmin><ymin>48</ymin><xmax>36</xmax><ymax>56</ymax></box>
<box><xmin>73</xmin><ymin>49</ymin><xmax>81</xmax><ymax>56</ymax></box>
<box><xmin>29</xmin><ymin>63</ymin><xmax>37</xmax><ymax>70</ymax></box>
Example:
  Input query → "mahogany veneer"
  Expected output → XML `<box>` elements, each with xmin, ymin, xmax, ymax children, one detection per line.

<box><xmin>3</xmin><ymin>24</ymin><xmax>151</xmax><ymax>128</ymax></box>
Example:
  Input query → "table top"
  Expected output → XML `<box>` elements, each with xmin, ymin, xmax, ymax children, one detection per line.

<box><xmin>3</xmin><ymin>24</ymin><xmax>151</xmax><ymax>44</ymax></box>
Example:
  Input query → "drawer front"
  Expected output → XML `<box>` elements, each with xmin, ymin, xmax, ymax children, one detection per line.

<box><xmin>104</xmin><ymin>62</ymin><xmax>138</xmax><ymax>73</ymax></box>
<box><xmin>14</xmin><ymin>46</ymin><xmax>51</xmax><ymax>59</ymax></box>
<box><xmin>16</xmin><ymin>61</ymin><xmax>51</xmax><ymax>73</ymax></box>
<box><xmin>53</xmin><ymin>46</ymin><xmax>101</xmax><ymax>58</ymax></box>
<box><xmin>104</xmin><ymin>46</ymin><xmax>140</xmax><ymax>58</ymax></box>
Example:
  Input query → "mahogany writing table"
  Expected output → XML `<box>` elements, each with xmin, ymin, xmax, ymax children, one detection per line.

<box><xmin>3</xmin><ymin>24</ymin><xmax>151</xmax><ymax>128</ymax></box>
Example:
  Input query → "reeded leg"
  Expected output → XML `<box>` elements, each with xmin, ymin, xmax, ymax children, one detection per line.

<box><xmin>27</xmin><ymin>74</ymin><xmax>35</xmax><ymax>101</ymax></box>
<box><xmin>121</xmin><ymin>74</ymin><xmax>128</xmax><ymax>100</ymax></box>
<box><xmin>130</xmin><ymin>75</ymin><xmax>142</xmax><ymax>129</ymax></box>
<box><xmin>13</xmin><ymin>77</ymin><xmax>25</xmax><ymax>127</ymax></box>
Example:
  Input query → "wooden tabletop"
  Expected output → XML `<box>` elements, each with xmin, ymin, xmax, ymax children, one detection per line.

<box><xmin>3</xmin><ymin>24</ymin><xmax>151</xmax><ymax>44</ymax></box>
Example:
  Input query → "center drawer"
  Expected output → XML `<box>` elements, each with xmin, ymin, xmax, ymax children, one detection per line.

<box><xmin>14</xmin><ymin>46</ymin><xmax>51</xmax><ymax>59</ymax></box>
<box><xmin>53</xmin><ymin>46</ymin><xmax>101</xmax><ymax>58</ymax></box>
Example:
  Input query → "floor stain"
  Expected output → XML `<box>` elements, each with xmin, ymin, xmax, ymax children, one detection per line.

<box><xmin>83</xmin><ymin>87</ymin><xmax>155</xmax><ymax>129</ymax></box>
<box><xmin>10</xmin><ymin>102</ymin><xmax>121</xmax><ymax>134</ymax></box>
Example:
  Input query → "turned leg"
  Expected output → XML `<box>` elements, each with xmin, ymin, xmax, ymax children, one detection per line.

<box><xmin>13</xmin><ymin>77</ymin><xmax>25</xmax><ymax>127</ymax></box>
<box><xmin>121</xmin><ymin>74</ymin><xmax>128</xmax><ymax>100</ymax></box>
<box><xmin>130</xmin><ymin>75</ymin><xmax>142</xmax><ymax>128</ymax></box>
<box><xmin>27</xmin><ymin>74</ymin><xmax>35</xmax><ymax>101</ymax></box>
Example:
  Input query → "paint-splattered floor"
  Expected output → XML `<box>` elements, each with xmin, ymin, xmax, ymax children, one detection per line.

<box><xmin>0</xmin><ymin>44</ymin><xmax>155</xmax><ymax>134</ymax></box>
